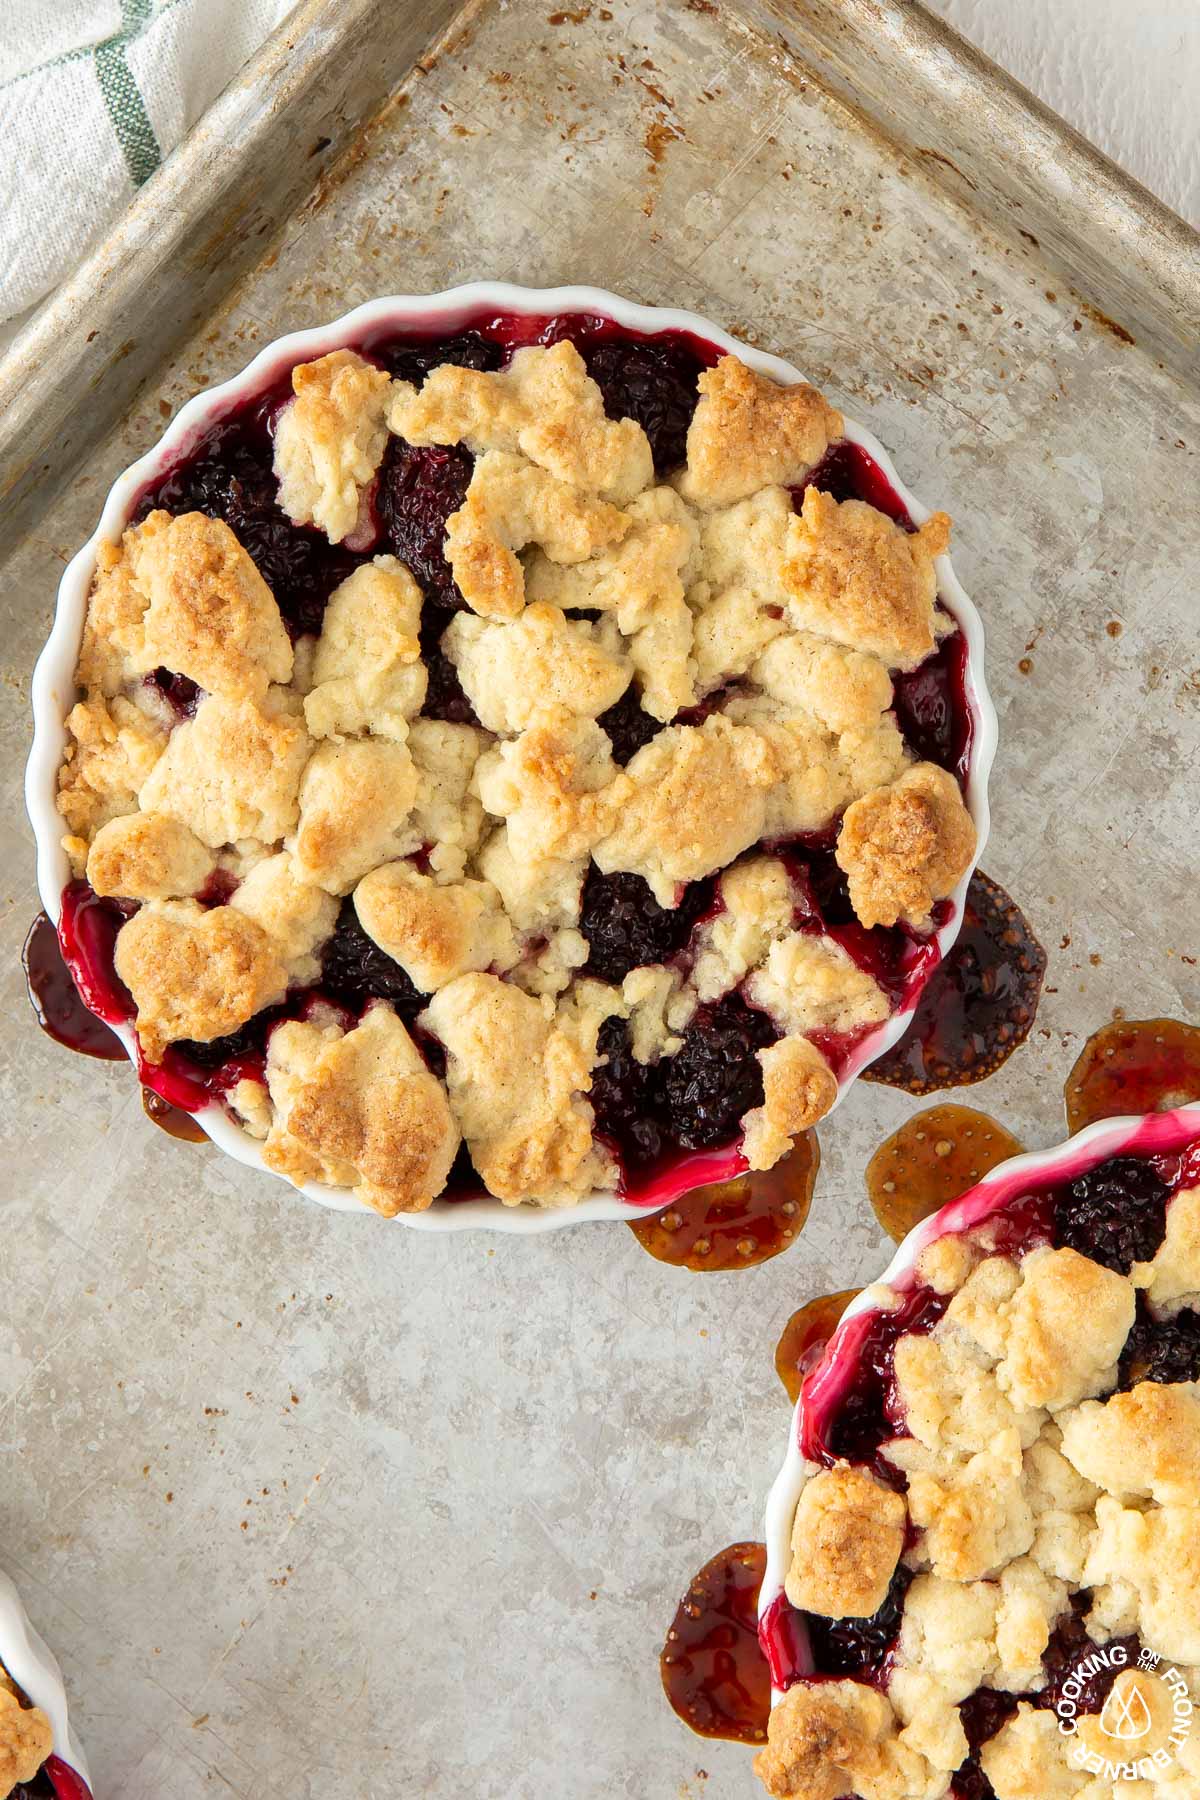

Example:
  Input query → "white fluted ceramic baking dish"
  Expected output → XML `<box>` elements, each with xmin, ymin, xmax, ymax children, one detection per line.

<box><xmin>26</xmin><ymin>282</ymin><xmax>996</xmax><ymax>1231</ymax></box>
<box><xmin>0</xmin><ymin>1567</ymin><xmax>91</xmax><ymax>1796</ymax></box>
<box><xmin>759</xmin><ymin>1101</ymin><xmax>1200</xmax><ymax>1697</ymax></box>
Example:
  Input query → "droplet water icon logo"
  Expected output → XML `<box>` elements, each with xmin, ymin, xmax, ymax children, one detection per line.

<box><xmin>1100</xmin><ymin>1679</ymin><xmax>1153</xmax><ymax>1742</ymax></box>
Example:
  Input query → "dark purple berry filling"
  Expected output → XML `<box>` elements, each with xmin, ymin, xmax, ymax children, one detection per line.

<box><xmin>589</xmin><ymin>1016</ymin><xmax>664</xmax><ymax>1169</ymax></box>
<box><xmin>1053</xmin><ymin>1154</ymin><xmax>1170</xmax><ymax>1274</ymax></box>
<box><xmin>376</xmin><ymin>438</ymin><xmax>474</xmax><ymax>611</ymax></box>
<box><xmin>147</xmin><ymin>667</ymin><xmax>202</xmax><ymax>719</ymax></box>
<box><xmin>1035</xmin><ymin>1601</ymin><xmax>1141</xmax><ymax>1717</ymax></box>
<box><xmin>948</xmin><ymin>1690</ymin><xmax>1020</xmax><ymax>1800</ymax></box>
<box><xmin>418</xmin><ymin>613</ymin><xmax>481</xmax><ymax>727</ymax></box>
<box><xmin>319</xmin><ymin>900</ymin><xmax>425</xmax><ymax>1021</ymax></box>
<box><xmin>1119</xmin><ymin>1297</ymin><xmax>1200</xmax><ymax>1389</ymax></box>
<box><xmin>173</xmin><ymin>1009</ymin><xmax>286</xmax><ymax>1071</ymax></box>
<box><xmin>804</xmin><ymin>1564</ymin><xmax>912</xmax><ymax>1684</ymax></box>
<box><xmin>135</xmin><ymin>408</ymin><xmax>358</xmax><ymax>638</ymax></box>
<box><xmin>659</xmin><ymin>992</ymin><xmax>776</xmax><ymax>1150</ymax></box>
<box><xmin>596</xmin><ymin>684</ymin><xmax>663</xmax><ymax>764</ymax></box>
<box><xmin>582</xmin><ymin>335</ymin><xmax>704</xmax><ymax>474</ymax></box>
<box><xmin>375</xmin><ymin>329</ymin><xmax>502</xmax><ymax>386</ymax></box>
<box><xmin>579</xmin><ymin>867</ymin><xmax>713</xmax><ymax>984</ymax></box>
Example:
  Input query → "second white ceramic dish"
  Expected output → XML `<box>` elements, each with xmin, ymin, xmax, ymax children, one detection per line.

<box><xmin>759</xmin><ymin>1100</ymin><xmax>1200</xmax><ymax>1697</ymax></box>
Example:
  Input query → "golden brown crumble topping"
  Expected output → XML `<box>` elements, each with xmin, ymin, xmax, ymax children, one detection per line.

<box><xmin>679</xmin><ymin>356</ymin><xmax>842</xmax><ymax>508</ymax></box>
<box><xmin>87</xmin><ymin>809</ymin><xmax>215</xmax><ymax>901</ymax></box>
<box><xmin>114</xmin><ymin>900</ymin><xmax>289</xmax><ymax>1062</ymax></box>
<box><xmin>420</xmin><ymin>973</ymin><xmax>614</xmax><ymax>1206</ymax></box>
<box><xmin>591</xmin><ymin>714</ymin><xmax>778</xmax><ymax>905</ymax></box>
<box><xmin>783</xmin><ymin>489</ymin><xmax>949</xmax><ymax>672</ymax></box>
<box><xmin>0</xmin><ymin>1665</ymin><xmax>52</xmax><ymax>1798</ymax></box>
<box><xmin>785</xmin><ymin>1465</ymin><xmax>907</xmax><ymax>1619</ymax></box>
<box><xmin>263</xmin><ymin>1003</ymin><xmax>459</xmax><ymax>1214</ymax></box>
<box><xmin>58</xmin><ymin>342</ymin><xmax>976</xmax><ymax>1208</ymax></box>
<box><xmin>753</xmin><ymin>1679</ymin><xmax>941</xmax><ymax>1800</ymax></box>
<box><xmin>273</xmin><ymin>349</ymin><xmax>392</xmax><ymax>544</ymax></box>
<box><xmin>836</xmin><ymin>762</ymin><xmax>977</xmax><ymax>930</ymax></box>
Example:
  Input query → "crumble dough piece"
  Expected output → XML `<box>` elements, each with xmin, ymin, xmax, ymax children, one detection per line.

<box><xmin>273</xmin><ymin>349</ymin><xmax>391</xmax><ymax>543</ymax></box>
<box><xmin>354</xmin><ymin>862</ymin><xmax>517</xmax><ymax>993</ymax></box>
<box><xmin>128</xmin><ymin>509</ymin><xmax>292</xmax><ymax>701</ymax></box>
<box><xmin>1058</xmin><ymin>1379</ymin><xmax>1200</xmax><ymax>1506</ymax></box>
<box><xmin>1083</xmin><ymin>1492</ymin><xmax>1200</xmax><ymax>1664</ymax></box>
<box><xmin>835</xmin><ymin>762</ymin><xmax>976</xmax><ymax>930</ymax></box>
<box><xmin>420</xmin><ymin>973</ymin><xmax>610</xmax><ymax>1206</ymax></box>
<box><xmin>57</xmin><ymin>693</ymin><xmax>167</xmax><ymax>847</ymax></box>
<box><xmin>784</xmin><ymin>1464</ymin><xmax>906</xmax><ymax>1619</ymax></box>
<box><xmin>913</xmin><ymin>1233</ymin><xmax>980</xmax><ymax>1297</ymax></box>
<box><xmin>892</xmin><ymin>1572</ymin><xmax>999</xmax><ymax>1710</ymax></box>
<box><xmin>387</xmin><ymin>339</ymin><xmax>653</xmax><ymax>501</ymax></box>
<box><xmin>689</xmin><ymin>856</ymin><xmax>798</xmax><ymax>1004</ymax></box>
<box><xmin>726</xmin><ymin>690</ymin><xmax>910</xmax><ymax>841</ymax></box>
<box><xmin>620</xmin><ymin>964</ymin><xmax>694</xmax><ymax>1062</ymax></box>
<box><xmin>474</xmin><ymin>827</ymin><xmax>584</xmax><ymax>935</ymax></box>
<box><xmin>510</xmin><ymin>928</ymin><xmax>591</xmax><ymax>999</ymax></box>
<box><xmin>139</xmin><ymin>689</ymin><xmax>311</xmax><ymax>848</ymax></box>
<box><xmin>783</xmin><ymin>486</ymin><xmax>950</xmax><ymax>671</ymax></box>
<box><xmin>406</xmin><ymin>718</ymin><xmax>489</xmax><ymax>881</ymax></box>
<box><xmin>114</xmin><ymin>900</ymin><xmax>288</xmax><ymax>1062</ymax></box>
<box><xmin>87</xmin><ymin>809</ymin><xmax>215</xmax><ymax>901</ymax></box>
<box><xmin>892</xmin><ymin>1323</ymin><xmax>1047</xmax><ymax>1459</ymax></box>
<box><xmin>1138</xmin><ymin>1184</ymin><xmax>1200</xmax><ymax>1311</ymax></box>
<box><xmin>741</xmin><ymin>1036</ymin><xmax>838</xmax><ymax>1170</ymax></box>
<box><xmin>0</xmin><ymin>1672</ymin><xmax>53</xmax><ymax>1797</ymax></box>
<box><xmin>291</xmin><ymin>737</ymin><xmax>420</xmax><ymax>894</ymax></box>
<box><xmin>78</xmin><ymin>534</ymin><xmax>152</xmax><ymax>695</ymax></box>
<box><xmin>303</xmin><ymin>557</ymin><xmax>426</xmax><ymax>739</ymax></box>
<box><xmin>591</xmin><ymin>714</ymin><xmax>777</xmax><ymax>906</ymax></box>
<box><xmin>443</xmin><ymin>601</ymin><xmax>631</xmax><ymax>733</ymax></box>
<box><xmin>686</xmin><ymin>486</ymin><xmax>794</xmax><ymax>692</ymax></box>
<box><xmin>528</xmin><ymin>486</ymin><xmax>700</xmax><ymax>719</ymax></box>
<box><xmin>995</xmin><ymin>1246</ymin><xmax>1135</xmax><ymax>1413</ymax></box>
<box><xmin>906</xmin><ymin>1427</ymin><xmax>1035</xmax><ymax>1580</ymax></box>
<box><xmin>474</xmin><ymin>708</ymin><xmax>627</xmax><ymax>865</ymax></box>
<box><xmin>228</xmin><ymin>851</ymin><xmax>339</xmax><ymax>984</ymax></box>
<box><xmin>445</xmin><ymin>450</ymin><xmax>630</xmax><ymax>619</ymax></box>
<box><xmin>979</xmin><ymin>1705</ymin><xmax>1093</xmax><ymax>1800</ymax></box>
<box><xmin>678</xmin><ymin>355</ymin><xmax>842</xmax><ymax>508</ymax></box>
<box><xmin>263</xmin><ymin>1004</ymin><xmax>459</xmax><ymax>1215</ymax></box>
<box><xmin>751</xmin><ymin>630</ymin><xmax>894</xmax><ymax>734</ymax></box>
<box><xmin>752</xmin><ymin>1678</ymin><xmax>942</xmax><ymax>1800</ymax></box>
<box><xmin>746</xmin><ymin>931</ymin><xmax>890</xmax><ymax>1039</ymax></box>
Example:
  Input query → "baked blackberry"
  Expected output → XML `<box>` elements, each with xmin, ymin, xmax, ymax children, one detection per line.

<box><xmin>1053</xmin><ymin>1154</ymin><xmax>1170</xmax><ymax>1274</ymax></box>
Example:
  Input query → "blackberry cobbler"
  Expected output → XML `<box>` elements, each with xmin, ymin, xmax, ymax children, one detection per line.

<box><xmin>0</xmin><ymin>1661</ymin><xmax>54</xmax><ymax>1799</ymax></box>
<box><xmin>756</xmin><ymin>1130</ymin><xmax>1200</xmax><ymax>1800</ymax></box>
<box><xmin>54</xmin><ymin>313</ymin><xmax>976</xmax><ymax>1214</ymax></box>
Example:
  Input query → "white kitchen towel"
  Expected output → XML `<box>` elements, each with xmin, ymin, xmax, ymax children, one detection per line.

<box><xmin>0</xmin><ymin>0</ymin><xmax>299</xmax><ymax>324</ymax></box>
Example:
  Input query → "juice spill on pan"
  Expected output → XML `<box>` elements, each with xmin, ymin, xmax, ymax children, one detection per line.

<box><xmin>141</xmin><ymin>1087</ymin><xmax>209</xmax><ymax>1144</ymax></box>
<box><xmin>863</xmin><ymin>871</ymin><xmax>1046</xmax><ymax>1094</ymax></box>
<box><xmin>865</xmin><ymin>1103</ymin><xmax>1025</xmax><ymax>1243</ymax></box>
<box><xmin>22</xmin><ymin>912</ymin><xmax>125</xmax><ymax>1060</ymax></box>
<box><xmin>660</xmin><ymin>1542</ymin><xmax>771</xmax><ymax>1745</ymax></box>
<box><xmin>774</xmin><ymin>1288</ymin><xmax>861</xmax><ymax>1405</ymax></box>
<box><xmin>1064</xmin><ymin>1017</ymin><xmax>1200</xmax><ymax>1132</ymax></box>
<box><xmin>629</xmin><ymin>1133</ymin><xmax>819</xmax><ymax>1270</ymax></box>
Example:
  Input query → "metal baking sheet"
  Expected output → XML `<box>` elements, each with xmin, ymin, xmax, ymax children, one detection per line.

<box><xmin>2</xmin><ymin>2</ymin><xmax>1198</xmax><ymax>1794</ymax></box>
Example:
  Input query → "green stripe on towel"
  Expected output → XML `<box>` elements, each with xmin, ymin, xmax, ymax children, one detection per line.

<box><xmin>94</xmin><ymin>0</ymin><xmax>162</xmax><ymax>188</ymax></box>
